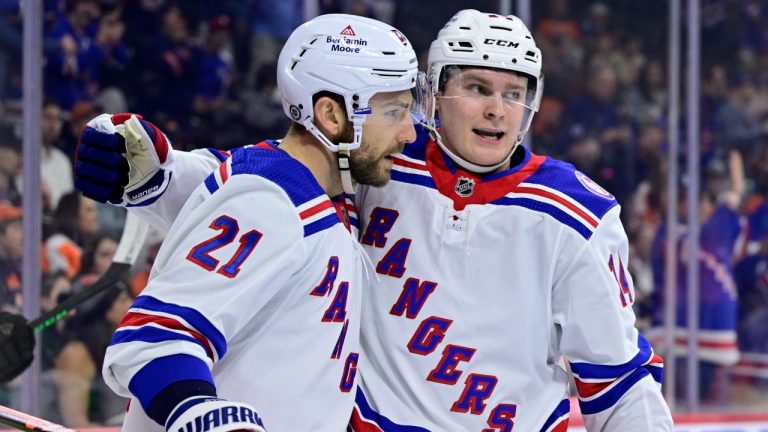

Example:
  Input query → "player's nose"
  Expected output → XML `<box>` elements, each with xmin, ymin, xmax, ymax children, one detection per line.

<box><xmin>398</xmin><ymin>121</ymin><xmax>417</xmax><ymax>145</ymax></box>
<box><xmin>483</xmin><ymin>95</ymin><xmax>506</xmax><ymax>120</ymax></box>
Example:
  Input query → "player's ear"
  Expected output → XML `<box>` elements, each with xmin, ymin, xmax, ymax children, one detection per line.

<box><xmin>313</xmin><ymin>96</ymin><xmax>346</xmax><ymax>138</ymax></box>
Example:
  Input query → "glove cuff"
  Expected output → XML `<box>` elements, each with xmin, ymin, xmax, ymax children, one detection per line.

<box><xmin>166</xmin><ymin>396</ymin><xmax>266</xmax><ymax>432</ymax></box>
<box><xmin>122</xmin><ymin>168</ymin><xmax>173</xmax><ymax>207</ymax></box>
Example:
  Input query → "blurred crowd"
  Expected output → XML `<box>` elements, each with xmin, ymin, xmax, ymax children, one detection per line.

<box><xmin>0</xmin><ymin>0</ymin><xmax>767</xmax><ymax>426</ymax></box>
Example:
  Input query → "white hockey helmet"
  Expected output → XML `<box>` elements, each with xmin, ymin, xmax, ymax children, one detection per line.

<box><xmin>426</xmin><ymin>10</ymin><xmax>544</xmax><ymax>173</ymax></box>
<box><xmin>277</xmin><ymin>14</ymin><xmax>420</xmax><ymax>154</ymax></box>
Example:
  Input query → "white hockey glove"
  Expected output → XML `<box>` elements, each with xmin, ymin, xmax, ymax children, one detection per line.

<box><xmin>76</xmin><ymin>113</ymin><xmax>174</xmax><ymax>207</ymax></box>
<box><xmin>165</xmin><ymin>396</ymin><xmax>266</xmax><ymax>432</ymax></box>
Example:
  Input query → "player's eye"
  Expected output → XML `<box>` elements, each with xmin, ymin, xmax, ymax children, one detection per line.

<box><xmin>466</xmin><ymin>83</ymin><xmax>491</xmax><ymax>96</ymax></box>
<box><xmin>502</xmin><ymin>90</ymin><xmax>524</xmax><ymax>103</ymax></box>
<box><xmin>385</xmin><ymin>108</ymin><xmax>405</xmax><ymax>119</ymax></box>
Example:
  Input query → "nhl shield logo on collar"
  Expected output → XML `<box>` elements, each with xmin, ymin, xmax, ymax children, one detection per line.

<box><xmin>455</xmin><ymin>176</ymin><xmax>475</xmax><ymax>197</ymax></box>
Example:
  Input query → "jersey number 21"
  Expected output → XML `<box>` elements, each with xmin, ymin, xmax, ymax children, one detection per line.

<box><xmin>187</xmin><ymin>215</ymin><xmax>263</xmax><ymax>278</ymax></box>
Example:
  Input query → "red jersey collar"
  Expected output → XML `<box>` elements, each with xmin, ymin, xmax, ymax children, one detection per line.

<box><xmin>425</xmin><ymin>138</ymin><xmax>547</xmax><ymax>211</ymax></box>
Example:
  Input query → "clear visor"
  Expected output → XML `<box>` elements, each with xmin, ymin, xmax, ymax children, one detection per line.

<box><xmin>437</xmin><ymin>65</ymin><xmax>540</xmax><ymax>112</ymax></box>
<box><xmin>353</xmin><ymin>72</ymin><xmax>432</xmax><ymax>126</ymax></box>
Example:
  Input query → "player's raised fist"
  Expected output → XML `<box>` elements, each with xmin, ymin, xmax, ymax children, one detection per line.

<box><xmin>165</xmin><ymin>396</ymin><xmax>267</xmax><ymax>432</ymax></box>
<box><xmin>75</xmin><ymin>113</ymin><xmax>174</xmax><ymax>206</ymax></box>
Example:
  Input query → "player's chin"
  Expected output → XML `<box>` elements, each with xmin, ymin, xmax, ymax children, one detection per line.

<box><xmin>370</xmin><ymin>159</ymin><xmax>394</xmax><ymax>186</ymax></box>
<box><xmin>351</xmin><ymin>157</ymin><xmax>392</xmax><ymax>187</ymax></box>
<box><xmin>466</xmin><ymin>142</ymin><xmax>514</xmax><ymax>167</ymax></box>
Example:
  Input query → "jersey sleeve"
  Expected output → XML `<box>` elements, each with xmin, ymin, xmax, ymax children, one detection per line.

<box><xmin>103</xmin><ymin>174</ymin><xmax>306</xmax><ymax>425</ymax></box>
<box><xmin>551</xmin><ymin>206</ymin><xmax>673</xmax><ymax>431</ymax></box>
<box><xmin>131</xmin><ymin>147</ymin><xmax>232</xmax><ymax>232</ymax></box>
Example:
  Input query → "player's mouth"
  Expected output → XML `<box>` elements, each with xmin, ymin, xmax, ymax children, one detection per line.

<box><xmin>472</xmin><ymin>128</ymin><xmax>505</xmax><ymax>142</ymax></box>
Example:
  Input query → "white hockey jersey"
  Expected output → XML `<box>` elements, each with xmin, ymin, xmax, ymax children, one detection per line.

<box><xmin>119</xmin><ymin>134</ymin><xmax>672</xmax><ymax>431</ymax></box>
<box><xmin>349</xmin><ymin>136</ymin><xmax>671</xmax><ymax>431</ymax></box>
<box><xmin>103</xmin><ymin>142</ymin><xmax>365</xmax><ymax>431</ymax></box>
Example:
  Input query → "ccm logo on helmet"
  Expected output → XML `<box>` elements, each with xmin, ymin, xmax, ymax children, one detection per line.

<box><xmin>483</xmin><ymin>38</ymin><xmax>520</xmax><ymax>48</ymax></box>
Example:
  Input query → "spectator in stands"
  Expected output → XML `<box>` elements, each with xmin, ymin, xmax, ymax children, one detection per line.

<box><xmin>739</xmin><ymin>1</ymin><xmax>768</xmax><ymax>66</ymax></box>
<box><xmin>650</xmin><ymin>150</ymin><xmax>746</xmax><ymax>403</ymax></box>
<box><xmin>43</xmin><ymin>188</ymin><xmax>108</xmax><ymax>280</ymax></box>
<box><xmin>0</xmin><ymin>2</ymin><xmax>22</xmax><ymax>101</ymax></box>
<box><xmin>40</xmin><ymin>101</ymin><xmax>74</xmax><ymax>210</ymax></box>
<box><xmin>44</xmin><ymin>0</ymin><xmax>102</xmax><ymax>109</ymax></box>
<box><xmin>623</xmin><ymin>60</ymin><xmax>667</xmax><ymax>126</ymax></box>
<box><xmin>93</xmin><ymin>4</ymin><xmax>128</xmax><ymax>93</ymax></box>
<box><xmin>702</xmin><ymin>64</ymin><xmax>730</xmax><ymax>139</ymax></box>
<box><xmin>535</xmin><ymin>0</ymin><xmax>583</xmax><ymax>99</ymax></box>
<box><xmin>0</xmin><ymin>204</ymin><xmax>22</xmax><ymax>313</ymax></box>
<box><xmin>55</xmin><ymin>282</ymin><xmax>132</xmax><ymax>427</ymax></box>
<box><xmin>713</xmin><ymin>72</ymin><xmax>762</xmax><ymax>160</ymax></box>
<box><xmin>43</xmin><ymin>224</ymin><xmax>82</xmax><ymax>281</ymax></box>
<box><xmin>39</xmin><ymin>270</ymin><xmax>72</xmax><ymax>425</ymax></box>
<box><xmin>561</xmin><ymin>62</ymin><xmax>637</xmax><ymax>203</ymax></box>
<box><xmin>188</xmin><ymin>13</ymin><xmax>243</xmax><ymax>150</ymax></box>
<box><xmin>245</xmin><ymin>0</ymin><xmax>302</xmax><ymax>88</ymax></box>
<box><xmin>76</xmin><ymin>231</ymin><xmax>118</xmax><ymax>283</ymax></box>
<box><xmin>537</xmin><ymin>0</ymin><xmax>581</xmax><ymax>44</ymax></box>
<box><xmin>143</xmin><ymin>3</ymin><xmax>200</xmax><ymax>133</ymax></box>
<box><xmin>129</xmin><ymin>239</ymin><xmax>161</xmax><ymax>298</ymax></box>
<box><xmin>52</xmin><ymin>191</ymin><xmax>100</xmax><ymax>252</ymax></box>
<box><xmin>244</xmin><ymin>63</ymin><xmax>288</xmax><ymax>141</ymax></box>
<box><xmin>0</xmin><ymin>125</ymin><xmax>22</xmax><ymax>207</ymax></box>
<box><xmin>193</xmin><ymin>15</ymin><xmax>233</xmax><ymax>115</ymax></box>
<box><xmin>530</xmin><ymin>96</ymin><xmax>564</xmax><ymax>156</ymax></box>
<box><xmin>60</xmin><ymin>100</ymin><xmax>98</xmax><ymax>160</ymax></box>
<box><xmin>731</xmin><ymin>236</ymin><xmax>768</xmax><ymax>406</ymax></box>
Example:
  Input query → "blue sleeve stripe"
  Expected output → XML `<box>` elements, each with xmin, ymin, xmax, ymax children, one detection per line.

<box><xmin>304</xmin><ymin>214</ymin><xmax>341</xmax><ymax>237</ymax></box>
<box><xmin>205</xmin><ymin>173</ymin><xmax>219</xmax><ymax>194</ymax></box>
<box><xmin>111</xmin><ymin>326</ymin><xmax>210</xmax><ymax>356</ymax></box>
<box><xmin>131</xmin><ymin>296</ymin><xmax>227</xmax><ymax>359</ymax></box>
<box><xmin>538</xmin><ymin>398</ymin><xmax>570</xmax><ymax>432</ymax></box>
<box><xmin>494</xmin><ymin>197</ymin><xmax>593</xmax><ymax>239</ymax></box>
<box><xmin>206</xmin><ymin>148</ymin><xmax>229</xmax><ymax>162</ymax></box>
<box><xmin>525</xmin><ymin>160</ymin><xmax>617</xmax><ymax>219</ymax></box>
<box><xmin>570</xmin><ymin>334</ymin><xmax>654</xmax><ymax>379</ymax></box>
<box><xmin>390</xmin><ymin>170</ymin><xmax>437</xmax><ymax>189</ymax></box>
<box><xmin>647</xmin><ymin>364</ymin><xmax>663</xmax><ymax>384</ymax></box>
<box><xmin>578</xmin><ymin>368</ymin><xmax>649</xmax><ymax>414</ymax></box>
<box><xmin>128</xmin><ymin>354</ymin><xmax>214</xmax><ymax>414</ymax></box>
<box><xmin>354</xmin><ymin>387</ymin><xmax>431</xmax><ymax>432</ymax></box>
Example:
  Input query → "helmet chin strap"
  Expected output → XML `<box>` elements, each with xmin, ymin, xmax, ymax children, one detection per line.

<box><xmin>301</xmin><ymin>118</ymin><xmax>361</xmax><ymax>196</ymax></box>
<box><xmin>338</xmin><ymin>144</ymin><xmax>355</xmax><ymax>195</ymax></box>
<box><xmin>424</xmin><ymin>123</ymin><xmax>522</xmax><ymax>174</ymax></box>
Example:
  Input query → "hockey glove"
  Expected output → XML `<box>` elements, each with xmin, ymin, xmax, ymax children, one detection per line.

<box><xmin>75</xmin><ymin>113</ymin><xmax>174</xmax><ymax>206</ymax></box>
<box><xmin>0</xmin><ymin>312</ymin><xmax>35</xmax><ymax>383</ymax></box>
<box><xmin>165</xmin><ymin>396</ymin><xmax>266</xmax><ymax>432</ymax></box>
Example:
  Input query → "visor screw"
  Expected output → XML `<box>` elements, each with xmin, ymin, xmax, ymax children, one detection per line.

<box><xmin>352</xmin><ymin>94</ymin><xmax>360</xmax><ymax>101</ymax></box>
<box><xmin>512</xmin><ymin>58</ymin><xmax>517</xmax><ymax>63</ymax></box>
<box><xmin>483</xmin><ymin>54</ymin><xmax>489</xmax><ymax>60</ymax></box>
<box><xmin>353</xmin><ymin>102</ymin><xmax>359</xmax><ymax>109</ymax></box>
<box><xmin>298</xmin><ymin>104</ymin><xmax>304</xmax><ymax>109</ymax></box>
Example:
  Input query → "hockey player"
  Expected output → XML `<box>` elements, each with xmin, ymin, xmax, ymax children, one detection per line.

<box><xmin>76</xmin><ymin>14</ymin><xmax>423</xmax><ymax>432</ymax></box>
<box><xmin>75</xmin><ymin>10</ymin><xmax>672</xmax><ymax>431</ymax></box>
